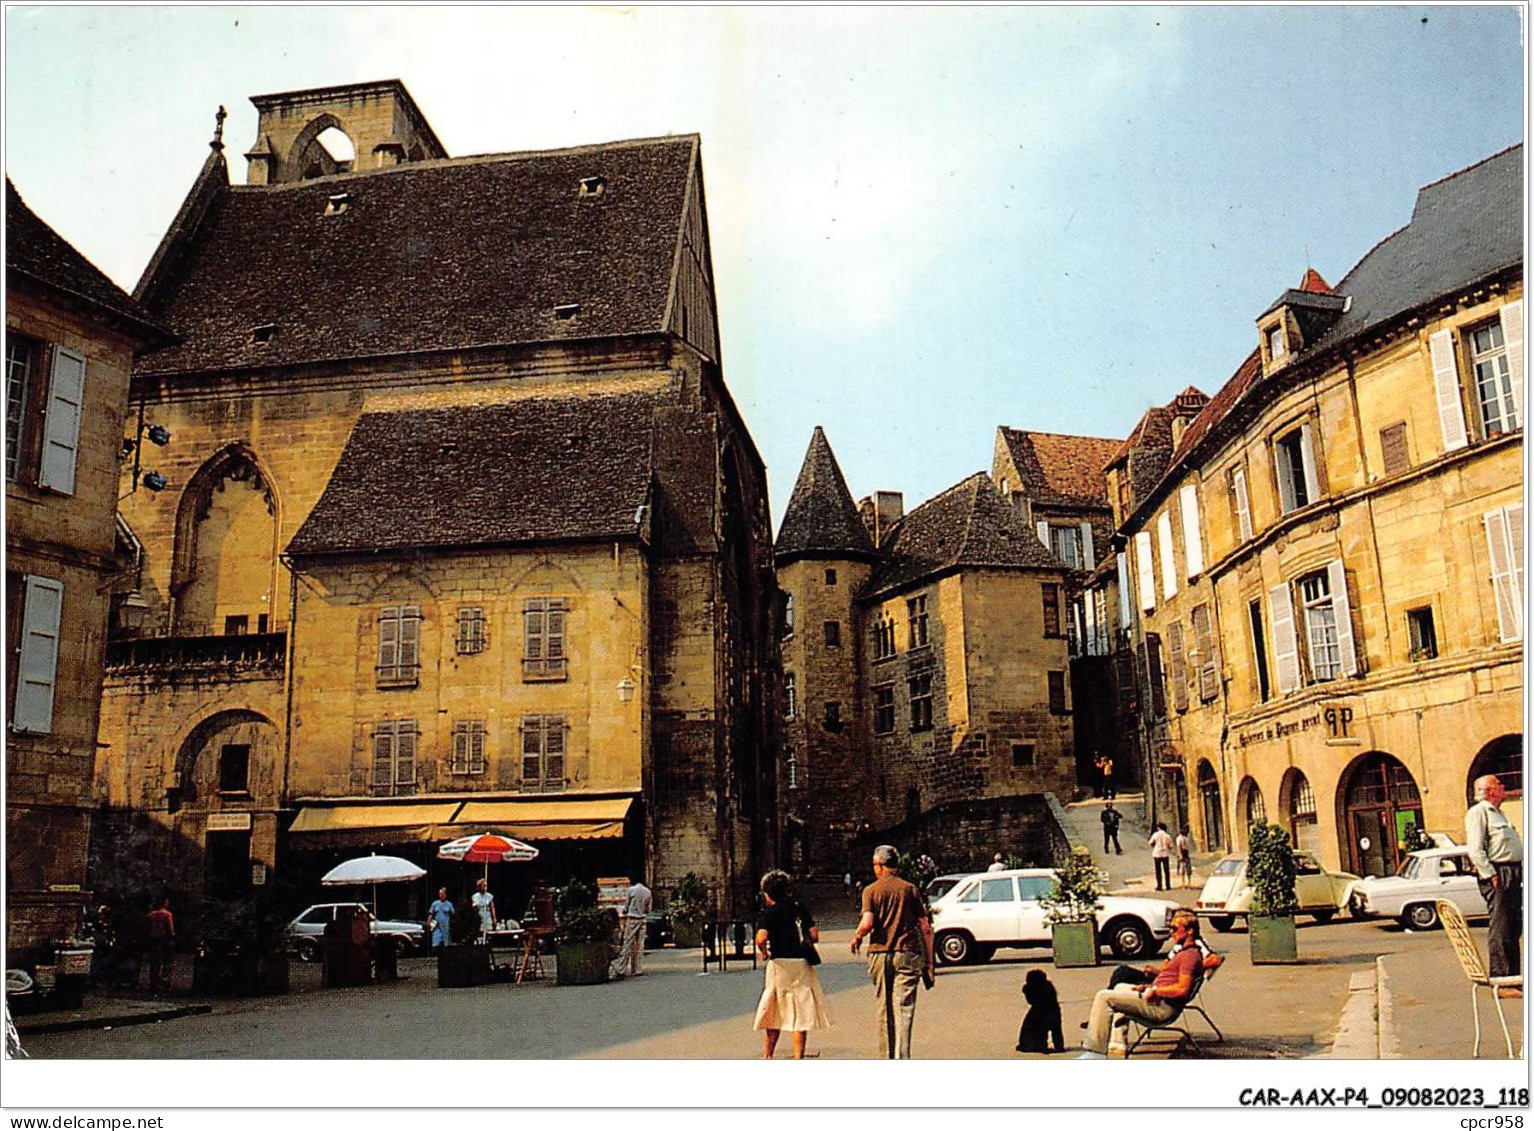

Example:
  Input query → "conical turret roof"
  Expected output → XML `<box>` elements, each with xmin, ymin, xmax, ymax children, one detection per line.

<box><xmin>775</xmin><ymin>427</ymin><xmax>876</xmax><ymax>563</ymax></box>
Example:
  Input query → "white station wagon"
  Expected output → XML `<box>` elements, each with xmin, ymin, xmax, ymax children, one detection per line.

<box><xmin>1348</xmin><ymin>846</ymin><xmax>1488</xmax><ymax>930</ymax></box>
<box><xmin>928</xmin><ymin>868</ymin><xmax>1177</xmax><ymax>964</ymax></box>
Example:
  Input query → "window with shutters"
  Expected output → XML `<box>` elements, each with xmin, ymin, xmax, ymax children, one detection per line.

<box><xmin>1379</xmin><ymin>422</ymin><xmax>1411</xmax><ymax>476</ymax></box>
<box><xmin>784</xmin><ymin>672</ymin><xmax>797</xmax><ymax>719</ymax></box>
<box><xmin>12</xmin><ymin>575</ymin><xmax>62</xmax><ymax>733</ymax></box>
<box><xmin>375</xmin><ymin>605</ymin><xmax>421</xmax><ymax>687</ymax></box>
<box><xmin>1274</xmin><ymin>422</ymin><xmax>1319</xmax><ymax>514</ymax></box>
<box><xmin>521</xmin><ymin>714</ymin><xmax>566</xmax><ymax>792</ymax></box>
<box><xmin>1041</xmin><ymin>583</ymin><xmax>1062</xmax><ymax>638</ymax></box>
<box><xmin>5</xmin><ymin>335</ymin><xmax>38</xmax><ymax>483</ymax></box>
<box><xmin>823</xmin><ymin>620</ymin><xmax>841</xmax><ymax>648</ymax></box>
<box><xmin>908</xmin><ymin>672</ymin><xmax>933</xmax><ymax>732</ymax></box>
<box><xmin>871</xmin><ymin>616</ymin><xmax>896</xmax><ymax>660</ymax></box>
<box><xmin>522</xmin><ymin>598</ymin><xmax>568</xmax><ymax>680</ymax></box>
<box><xmin>371</xmin><ymin>719</ymin><xmax>418</xmax><ymax>796</ymax></box>
<box><xmin>874</xmin><ymin>684</ymin><xmax>895</xmax><ymax>734</ymax></box>
<box><xmin>1406</xmin><ymin>607</ymin><xmax>1438</xmax><ymax>661</ymax></box>
<box><xmin>1180</xmin><ymin>484</ymin><xmax>1205</xmax><ymax>578</ymax></box>
<box><xmin>1047</xmin><ymin>670</ymin><xmax>1067</xmax><ymax>714</ymax></box>
<box><xmin>907</xmin><ymin>595</ymin><xmax>929</xmax><ymax>648</ymax></box>
<box><xmin>456</xmin><ymin>606</ymin><xmax>486</xmax><ymax>655</ymax></box>
<box><xmin>1048</xmin><ymin>524</ymin><xmax>1083</xmax><ymax>569</ymax></box>
<box><xmin>1470</xmin><ymin>319</ymin><xmax>1520</xmax><ymax>436</ymax></box>
<box><xmin>1166</xmin><ymin>622</ymin><xmax>1189</xmax><ymax>712</ymax></box>
<box><xmin>1191</xmin><ymin>602</ymin><xmax>1219</xmax><ymax>702</ymax></box>
<box><xmin>1142</xmin><ymin>633</ymin><xmax>1166</xmax><ymax>719</ymax></box>
<box><xmin>37</xmin><ymin>345</ymin><xmax>86</xmax><ymax>495</ymax></box>
<box><xmin>451</xmin><ymin>720</ymin><xmax>488</xmax><ymax>775</ymax></box>
<box><xmin>1484</xmin><ymin>504</ymin><xmax>1524</xmax><ymax>643</ymax></box>
<box><xmin>1228</xmin><ymin>464</ymin><xmax>1254</xmax><ymax>543</ymax></box>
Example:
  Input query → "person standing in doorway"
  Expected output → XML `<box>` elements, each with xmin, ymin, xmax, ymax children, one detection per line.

<box><xmin>611</xmin><ymin>877</ymin><xmax>653</xmax><ymax>978</ymax></box>
<box><xmin>850</xmin><ymin>845</ymin><xmax>934</xmax><ymax>1059</ymax></box>
<box><xmin>1467</xmin><ymin>774</ymin><xmax>1523</xmax><ymax>991</ymax></box>
<box><xmin>1148</xmin><ymin>823</ymin><xmax>1174</xmax><ymax>891</ymax></box>
<box><xmin>1175</xmin><ymin>827</ymin><xmax>1194</xmax><ymax>888</ymax></box>
<box><xmin>145</xmin><ymin>898</ymin><xmax>175</xmax><ymax>993</ymax></box>
<box><xmin>471</xmin><ymin>878</ymin><xmax>497</xmax><ymax>940</ymax></box>
<box><xmin>1101</xmin><ymin>803</ymin><xmax>1123</xmax><ymax>855</ymax></box>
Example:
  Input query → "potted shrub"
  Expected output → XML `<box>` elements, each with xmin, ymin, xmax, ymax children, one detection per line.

<box><xmin>192</xmin><ymin>896</ymin><xmax>289</xmax><ymax>996</ymax></box>
<box><xmin>667</xmin><ymin>872</ymin><xmax>709</xmax><ymax>949</ymax></box>
<box><xmin>437</xmin><ymin>901</ymin><xmax>492</xmax><ymax>988</ymax></box>
<box><xmin>1041</xmin><ymin>848</ymin><xmax>1103</xmax><ymax>967</ymax></box>
<box><xmin>1247</xmin><ymin>821</ymin><xmax>1299</xmax><ymax>964</ymax></box>
<box><xmin>554</xmin><ymin>880</ymin><xmax>618</xmax><ymax>985</ymax></box>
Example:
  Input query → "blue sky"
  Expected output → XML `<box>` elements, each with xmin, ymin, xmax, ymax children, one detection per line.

<box><xmin>4</xmin><ymin>6</ymin><xmax>1524</xmax><ymax>529</ymax></box>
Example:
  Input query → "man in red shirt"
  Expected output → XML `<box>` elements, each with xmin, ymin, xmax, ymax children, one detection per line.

<box><xmin>145</xmin><ymin>898</ymin><xmax>175</xmax><ymax>993</ymax></box>
<box><xmin>1078</xmin><ymin>909</ymin><xmax>1203</xmax><ymax>1058</ymax></box>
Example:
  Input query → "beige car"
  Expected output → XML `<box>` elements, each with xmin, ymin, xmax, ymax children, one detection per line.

<box><xmin>1195</xmin><ymin>852</ymin><xmax>1359</xmax><ymax>931</ymax></box>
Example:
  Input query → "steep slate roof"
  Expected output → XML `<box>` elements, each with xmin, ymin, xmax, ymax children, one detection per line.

<box><xmin>287</xmin><ymin>390</ymin><xmax>659</xmax><ymax>555</ymax></box>
<box><xmin>864</xmin><ymin>473</ymin><xmax>1058</xmax><ymax>599</ymax></box>
<box><xmin>137</xmin><ymin>135</ymin><xmax>699</xmax><ymax>375</ymax></box>
<box><xmin>997</xmin><ymin>428</ymin><xmax>1119</xmax><ymax>508</ymax></box>
<box><xmin>6</xmin><ymin>180</ymin><xmax>173</xmax><ymax>344</ymax></box>
<box><xmin>775</xmin><ymin>427</ymin><xmax>875</xmax><ymax>562</ymax></box>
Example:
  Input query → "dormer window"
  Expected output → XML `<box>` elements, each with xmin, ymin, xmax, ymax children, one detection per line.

<box><xmin>324</xmin><ymin>192</ymin><xmax>352</xmax><ymax>216</ymax></box>
<box><xmin>553</xmin><ymin>302</ymin><xmax>581</xmax><ymax>320</ymax></box>
<box><xmin>578</xmin><ymin>176</ymin><xmax>606</xmax><ymax>197</ymax></box>
<box><xmin>1267</xmin><ymin>324</ymin><xmax>1286</xmax><ymax>360</ymax></box>
<box><xmin>252</xmin><ymin>323</ymin><xmax>278</xmax><ymax>344</ymax></box>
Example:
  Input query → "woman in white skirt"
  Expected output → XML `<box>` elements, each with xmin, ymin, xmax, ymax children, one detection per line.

<box><xmin>753</xmin><ymin>869</ymin><xmax>832</xmax><ymax>1058</ymax></box>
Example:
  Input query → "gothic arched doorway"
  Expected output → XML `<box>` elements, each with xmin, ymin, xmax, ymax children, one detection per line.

<box><xmin>1339</xmin><ymin>752</ymin><xmax>1422</xmax><ymax>878</ymax></box>
<box><xmin>1467</xmin><ymin>734</ymin><xmax>1524</xmax><ymax>834</ymax></box>
<box><xmin>1196</xmin><ymin>760</ymin><xmax>1224</xmax><ymax>851</ymax></box>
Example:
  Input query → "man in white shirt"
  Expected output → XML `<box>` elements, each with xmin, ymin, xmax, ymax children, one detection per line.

<box><xmin>611</xmin><ymin>878</ymin><xmax>653</xmax><ymax>978</ymax></box>
<box><xmin>1467</xmin><ymin>775</ymin><xmax>1523</xmax><ymax>988</ymax></box>
<box><xmin>988</xmin><ymin>854</ymin><xmax>1007</xmax><ymax>873</ymax></box>
<box><xmin>1148</xmin><ymin>823</ymin><xmax>1174</xmax><ymax>891</ymax></box>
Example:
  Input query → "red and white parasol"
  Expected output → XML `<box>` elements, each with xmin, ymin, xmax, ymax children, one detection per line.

<box><xmin>438</xmin><ymin>832</ymin><xmax>540</xmax><ymax>865</ymax></box>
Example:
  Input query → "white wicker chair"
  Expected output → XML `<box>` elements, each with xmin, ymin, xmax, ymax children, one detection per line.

<box><xmin>1437</xmin><ymin>898</ymin><xmax>1521</xmax><ymax>1058</ymax></box>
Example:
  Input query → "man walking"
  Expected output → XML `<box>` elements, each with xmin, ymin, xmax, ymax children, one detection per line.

<box><xmin>145</xmin><ymin>897</ymin><xmax>175</xmax><ymax>993</ymax></box>
<box><xmin>1148</xmin><ymin>822</ymin><xmax>1174</xmax><ymax>891</ymax></box>
<box><xmin>610</xmin><ymin>877</ymin><xmax>653</xmax><ymax>978</ymax></box>
<box><xmin>850</xmin><ymin>845</ymin><xmax>934</xmax><ymax>1058</ymax></box>
<box><xmin>1101</xmin><ymin>803</ymin><xmax>1123</xmax><ymax>855</ymax></box>
<box><xmin>1467</xmin><ymin>774</ymin><xmax>1523</xmax><ymax>991</ymax></box>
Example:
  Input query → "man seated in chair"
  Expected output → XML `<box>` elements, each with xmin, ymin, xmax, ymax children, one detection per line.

<box><xmin>1078</xmin><ymin>910</ymin><xmax>1205</xmax><ymax>1059</ymax></box>
<box><xmin>1105</xmin><ymin>920</ymin><xmax>1222</xmax><ymax>989</ymax></box>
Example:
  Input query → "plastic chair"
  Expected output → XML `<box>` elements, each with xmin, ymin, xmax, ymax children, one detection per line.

<box><xmin>1122</xmin><ymin>963</ymin><xmax>1224</xmax><ymax>1058</ymax></box>
<box><xmin>1436</xmin><ymin>899</ymin><xmax>1521</xmax><ymax>1058</ymax></box>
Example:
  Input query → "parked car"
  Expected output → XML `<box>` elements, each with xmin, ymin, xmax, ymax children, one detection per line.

<box><xmin>286</xmin><ymin>903</ymin><xmax>425</xmax><ymax>961</ymax></box>
<box><xmin>1348</xmin><ymin>846</ymin><xmax>1487</xmax><ymax>930</ymax></box>
<box><xmin>1195</xmin><ymin>852</ymin><xmax>1358</xmax><ymax>930</ymax></box>
<box><xmin>928</xmin><ymin>868</ymin><xmax>1177</xmax><ymax>964</ymax></box>
<box><xmin>924</xmin><ymin>875</ymin><xmax>964</xmax><ymax>904</ymax></box>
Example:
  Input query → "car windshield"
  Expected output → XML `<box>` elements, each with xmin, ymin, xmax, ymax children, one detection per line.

<box><xmin>927</xmin><ymin>878</ymin><xmax>959</xmax><ymax>902</ymax></box>
<box><xmin>1212</xmin><ymin>858</ymin><xmax>1244</xmax><ymax>877</ymax></box>
<box><xmin>1398</xmin><ymin>857</ymin><xmax>1422</xmax><ymax>880</ymax></box>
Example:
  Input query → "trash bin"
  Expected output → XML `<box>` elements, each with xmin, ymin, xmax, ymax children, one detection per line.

<box><xmin>372</xmin><ymin>935</ymin><xmax>398</xmax><ymax>983</ymax></box>
<box><xmin>53</xmin><ymin>944</ymin><xmax>92</xmax><ymax>1009</ymax></box>
<box><xmin>323</xmin><ymin>908</ymin><xmax>371</xmax><ymax>988</ymax></box>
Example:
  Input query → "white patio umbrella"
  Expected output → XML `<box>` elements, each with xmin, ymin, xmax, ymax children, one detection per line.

<box><xmin>321</xmin><ymin>854</ymin><xmax>426</xmax><ymax>915</ymax></box>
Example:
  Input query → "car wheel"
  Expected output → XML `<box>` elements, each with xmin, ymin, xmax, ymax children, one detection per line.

<box><xmin>1105</xmin><ymin>918</ymin><xmax>1153</xmax><ymax>959</ymax></box>
<box><xmin>1209</xmin><ymin>915</ymin><xmax>1235</xmax><ymax>933</ymax></box>
<box><xmin>1402</xmin><ymin>903</ymin><xmax>1440</xmax><ymax>931</ymax></box>
<box><xmin>935</xmin><ymin>931</ymin><xmax>973</xmax><ymax>966</ymax></box>
<box><xmin>1311</xmin><ymin>909</ymin><xmax>1336</xmax><ymax>924</ymax></box>
<box><xmin>295</xmin><ymin>938</ymin><xmax>321</xmax><ymax>962</ymax></box>
<box><xmin>1348</xmin><ymin>895</ymin><xmax>1367</xmax><ymax>919</ymax></box>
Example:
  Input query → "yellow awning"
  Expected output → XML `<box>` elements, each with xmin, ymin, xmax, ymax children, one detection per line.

<box><xmin>289</xmin><ymin>802</ymin><xmax>463</xmax><ymax>838</ymax></box>
<box><xmin>453</xmin><ymin>797</ymin><xmax>634</xmax><ymax>841</ymax></box>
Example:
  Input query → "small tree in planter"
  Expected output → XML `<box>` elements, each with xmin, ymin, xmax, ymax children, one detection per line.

<box><xmin>667</xmin><ymin>873</ymin><xmax>710</xmax><ymax>949</ymax></box>
<box><xmin>1041</xmin><ymin>849</ymin><xmax>1104</xmax><ymax>967</ymax></box>
<box><xmin>1247</xmin><ymin>821</ymin><xmax>1299</xmax><ymax>964</ymax></box>
<box><xmin>193</xmin><ymin>895</ymin><xmax>289</xmax><ymax>996</ymax></box>
<box><xmin>437</xmin><ymin>900</ymin><xmax>492</xmax><ymax>988</ymax></box>
<box><xmin>554</xmin><ymin>880</ymin><xmax>619</xmax><ymax>985</ymax></box>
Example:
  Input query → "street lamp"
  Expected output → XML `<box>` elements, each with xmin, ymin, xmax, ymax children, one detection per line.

<box><xmin>616</xmin><ymin>676</ymin><xmax>635</xmax><ymax>703</ymax></box>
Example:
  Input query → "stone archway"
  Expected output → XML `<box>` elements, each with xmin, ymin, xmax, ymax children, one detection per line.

<box><xmin>171</xmin><ymin>444</ymin><xmax>279</xmax><ymax>635</ymax></box>
<box><xmin>1337</xmin><ymin>752</ymin><xmax>1422</xmax><ymax>878</ymax></box>
<box><xmin>1236</xmin><ymin>777</ymin><xmax>1266</xmax><ymax>847</ymax></box>
<box><xmin>1196</xmin><ymin>760</ymin><xmax>1224</xmax><ymax>851</ymax></box>
<box><xmin>1278</xmin><ymin>768</ymin><xmax>1321</xmax><ymax>855</ymax></box>
<box><xmin>287</xmin><ymin>113</ymin><xmax>355</xmax><ymax>179</ymax></box>
<box><xmin>1467</xmin><ymin>734</ymin><xmax>1523</xmax><ymax>802</ymax></box>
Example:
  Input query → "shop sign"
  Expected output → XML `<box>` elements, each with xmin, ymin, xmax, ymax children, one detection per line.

<box><xmin>207</xmin><ymin>812</ymin><xmax>252</xmax><ymax>832</ymax></box>
<box><xmin>1237</xmin><ymin>701</ymin><xmax>1358</xmax><ymax>748</ymax></box>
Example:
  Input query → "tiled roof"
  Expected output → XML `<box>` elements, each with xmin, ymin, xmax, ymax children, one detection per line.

<box><xmin>1172</xmin><ymin>351</ymin><xmax>1261</xmax><ymax>462</ymax></box>
<box><xmin>775</xmin><ymin>427</ymin><xmax>875</xmax><ymax>561</ymax></box>
<box><xmin>137</xmin><ymin>135</ymin><xmax>699</xmax><ymax>375</ymax></box>
<box><xmin>863</xmin><ymin>473</ymin><xmax>1058</xmax><ymax>598</ymax></box>
<box><xmin>6</xmin><ymin>179</ymin><xmax>173</xmax><ymax>344</ymax></box>
<box><xmin>1298</xmin><ymin>268</ymin><xmax>1333</xmax><ymax>294</ymax></box>
<box><xmin>287</xmin><ymin>390</ymin><xmax>660</xmax><ymax>555</ymax></box>
<box><xmin>997</xmin><ymin>428</ymin><xmax>1120</xmax><ymax>508</ymax></box>
<box><xmin>1108</xmin><ymin>405</ymin><xmax>1173</xmax><ymax>469</ymax></box>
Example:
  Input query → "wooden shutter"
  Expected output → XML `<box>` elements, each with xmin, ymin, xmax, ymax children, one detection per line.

<box><xmin>545</xmin><ymin>717</ymin><xmax>565</xmax><ymax>784</ymax></box>
<box><xmin>13</xmin><ymin>575</ymin><xmax>63</xmax><ymax>732</ymax></box>
<box><xmin>1502</xmin><ymin>301</ymin><xmax>1524</xmax><ymax>427</ymax></box>
<box><xmin>452</xmin><ymin>721</ymin><xmax>468</xmax><ymax>774</ymax></box>
<box><xmin>1166</xmin><ymin>621</ymin><xmax>1189</xmax><ymax>712</ymax></box>
<box><xmin>378</xmin><ymin>607</ymin><xmax>399</xmax><ymax>670</ymax></box>
<box><xmin>1486</xmin><ymin>506</ymin><xmax>1523</xmax><ymax>642</ymax></box>
<box><xmin>1326</xmin><ymin>559</ymin><xmax>1359</xmax><ymax>677</ymax></box>
<box><xmin>1041</xmin><ymin>583</ymin><xmax>1061</xmax><ymax>637</ymax></box>
<box><xmin>471</xmin><ymin>722</ymin><xmax>486</xmax><ymax>774</ymax></box>
<box><xmin>1157</xmin><ymin>511</ymin><xmax>1178</xmax><ymax>601</ymax></box>
<box><xmin>1299</xmin><ymin>423</ymin><xmax>1321</xmax><ymax>504</ymax></box>
<box><xmin>1036</xmin><ymin>520</ymin><xmax>1050</xmax><ymax>548</ymax></box>
<box><xmin>1270</xmin><ymin>582</ymin><xmax>1301</xmax><ymax>694</ymax></box>
<box><xmin>525</xmin><ymin>602</ymin><xmax>544</xmax><ymax>659</ymax></box>
<box><xmin>1134</xmin><ymin>532</ymin><xmax>1155</xmax><ymax>612</ymax></box>
<box><xmin>1083</xmin><ymin>588</ymin><xmax>1098</xmax><ymax>654</ymax></box>
<box><xmin>1145</xmin><ymin>633</ymin><xmax>1166</xmax><ymax>718</ymax></box>
<box><xmin>372</xmin><ymin>726</ymin><xmax>395</xmax><ymax>789</ymax></box>
<box><xmin>522</xmin><ymin>717</ymin><xmax>543</xmax><ymax>785</ymax></box>
<box><xmin>1192</xmin><ymin>602</ymin><xmax>1219</xmax><ymax>700</ymax></box>
<box><xmin>396</xmin><ymin>724</ymin><xmax>416</xmax><ymax>788</ymax></box>
<box><xmin>1430</xmin><ymin>329</ymin><xmax>1469</xmax><ymax>452</ymax></box>
<box><xmin>1116</xmin><ymin>552</ymin><xmax>1131</xmax><ymax>625</ymax></box>
<box><xmin>398</xmin><ymin>606</ymin><xmax>420</xmax><ymax>670</ymax></box>
<box><xmin>1079</xmin><ymin>521</ymin><xmax>1096</xmax><ymax>570</ymax></box>
<box><xmin>38</xmin><ymin>347</ymin><xmax>85</xmax><ymax>494</ymax></box>
<box><xmin>546</xmin><ymin>603</ymin><xmax>566</xmax><ymax>660</ymax></box>
<box><xmin>1231</xmin><ymin>465</ymin><xmax>1253</xmax><ymax>542</ymax></box>
<box><xmin>1180</xmin><ymin>483</ymin><xmax>1204</xmax><ymax>578</ymax></box>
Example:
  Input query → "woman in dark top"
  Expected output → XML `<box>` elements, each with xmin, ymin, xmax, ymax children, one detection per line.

<box><xmin>752</xmin><ymin>869</ymin><xmax>831</xmax><ymax>1058</ymax></box>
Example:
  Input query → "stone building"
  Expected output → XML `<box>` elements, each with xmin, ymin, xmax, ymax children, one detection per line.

<box><xmin>776</xmin><ymin>427</ymin><xmax>1084</xmax><ymax>878</ymax></box>
<box><xmin>95</xmin><ymin>79</ymin><xmax>779</xmax><ymax>921</ymax></box>
<box><xmin>5</xmin><ymin>180</ymin><xmax>172</xmax><ymax>964</ymax></box>
<box><xmin>1097</xmin><ymin>145</ymin><xmax>1523</xmax><ymax>873</ymax></box>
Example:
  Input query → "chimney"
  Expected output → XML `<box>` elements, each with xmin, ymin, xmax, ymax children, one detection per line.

<box><xmin>859</xmin><ymin>491</ymin><xmax>904</xmax><ymax>548</ymax></box>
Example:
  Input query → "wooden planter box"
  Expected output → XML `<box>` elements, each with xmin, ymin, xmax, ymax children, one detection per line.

<box><xmin>1249</xmin><ymin>914</ymin><xmax>1298</xmax><ymax>964</ymax></box>
<box><xmin>437</xmin><ymin>944</ymin><xmax>492</xmax><ymax>988</ymax></box>
<box><xmin>556</xmin><ymin>940</ymin><xmax>612</xmax><ymax>985</ymax></box>
<box><xmin>672</xmin><ymin>921</ymin><xmax>704</xmax><ymax>949</ymax></box>
<box><xmin>1051</xmin><ymin>921</ymin><xmax>1099</xmax><ymax>968</ymax></box>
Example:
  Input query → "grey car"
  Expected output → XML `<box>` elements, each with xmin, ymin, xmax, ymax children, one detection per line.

<box><xmin>286</xmin><ymin>903</ymin><xmax>425</xmax><ymax>961</ymax></box>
